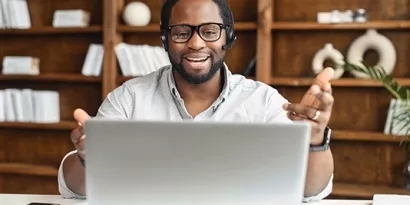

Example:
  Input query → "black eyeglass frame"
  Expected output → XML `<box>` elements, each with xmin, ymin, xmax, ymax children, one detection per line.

<box><xmin>167</xmin><ymin>22</ymin><xmax>228</xmax><ymax>43</ymax></box>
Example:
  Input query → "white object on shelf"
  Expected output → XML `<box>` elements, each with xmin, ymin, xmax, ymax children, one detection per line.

<box><xmin>346</xmin><ymin>29</ymin><xmax>396</xmax><ymax>79</ymax></box>
<box><xmin>373</xmin><ymin>194</ymin><xmax>410</xmax><ymax>205</ymax></box>
<box><xmin>81</xmin><ymin>44</ymin><xmax>104</xmax><ymax>76</ymax></box>
<box><xmin>317</xmin><ymin>10</ymin><xmax>354</xmax><ymax>24</ymax></box>
<box><xmin>52</xmin><ymin>9</ymin><xmax>90</xmax><ymax>27</ymax></box>
<box><xmin>32</xmin><ymin>90</ymin><xmax>60</xmax><ymax>123</ymax></box>
<box><xmin>2</xmin><ymin>56</ymin><xmax>40</xmax><ymax>75</ymax></box>
<box><xmin>122</xmin><ymin>1</ymin><xmax>151</xmax><ymax>26</ymax></box>
<box><xmin>312</xmin><ymin>43</ymin><xmax>344</xmax><ymax>79</ymax></box>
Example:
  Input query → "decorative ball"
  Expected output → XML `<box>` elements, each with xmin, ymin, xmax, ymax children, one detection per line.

<box><xmin>123</xmin><ymin>2</ymin><xmax>151</xmax><ymax>26</ymax></box>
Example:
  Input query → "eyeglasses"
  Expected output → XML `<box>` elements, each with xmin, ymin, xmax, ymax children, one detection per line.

<box><xmin>168</xmin><ymin>23</ymin><xmax>227</xmax><ymax>43</ymax></box>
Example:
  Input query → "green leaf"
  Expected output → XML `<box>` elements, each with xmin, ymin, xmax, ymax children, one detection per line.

<box><xmin>342</xmin><ymin>60</ymin><xmax>410</xmax><ymax>153</ymax></box>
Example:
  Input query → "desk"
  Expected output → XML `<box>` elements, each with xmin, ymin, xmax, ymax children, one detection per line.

<box><xmin>0</xmin><ymin>194</ymin><xmax>372</xmax><ymax>205</ymax></box>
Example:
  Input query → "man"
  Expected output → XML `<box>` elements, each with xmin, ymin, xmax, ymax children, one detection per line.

<box><xmin>58</xmin><ymin>0</ymin><xmax>334</xmax><ymax>203</ymax></box>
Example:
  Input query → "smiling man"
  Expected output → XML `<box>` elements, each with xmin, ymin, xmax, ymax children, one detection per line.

<box><xmin>58</xmin><ymin>0</ymin><xmax>335</xmax><ymax>203</ymax></box>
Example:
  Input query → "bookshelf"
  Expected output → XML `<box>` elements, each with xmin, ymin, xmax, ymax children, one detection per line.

<box><xmin>1</xmin><ymin>0</ymin><xmax>410</xmax><ymax>199</ymax></box>
<box><xmin>263</xmin><ymin>0</ymin><xmax>410</xmax><ymax>200</ymax></box>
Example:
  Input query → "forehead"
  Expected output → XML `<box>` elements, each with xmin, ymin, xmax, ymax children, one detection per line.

<box><xmin>169</xmin><ymin>0</ymin><xmax>223</xmax><ymax>25</ymax></box>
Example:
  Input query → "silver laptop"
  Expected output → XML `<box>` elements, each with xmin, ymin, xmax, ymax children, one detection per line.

<box><xmin>84</xmin><ymin>118</ymin><xmax>311</xmax><ymax>205</ymax></box>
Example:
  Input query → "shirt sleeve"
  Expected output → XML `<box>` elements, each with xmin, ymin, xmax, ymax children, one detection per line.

<box><xmin>302</xmin><ymin>174</ymin><xmax>333</xmax><ymax>203</ymax></box>
<box><xmin>58</xmin><ymin>84</ymin><xmax>133</xmax><ymax>198</ymax></box>
<box><xmin>96</xmin><ymin>83</ymin><xmax>133</xmax><ymax>118</ymax></box>
<box><xmin>58</xmin><ymin>150</ymin><xmax>86</xmax><ymax>199</ymax></box>
<box><xmin>264</xmin><ymin>89</ymin><xmax>292</xmax><ymax>123</ymax></box>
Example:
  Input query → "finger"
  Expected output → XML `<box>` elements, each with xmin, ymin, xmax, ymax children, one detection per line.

<box><xmin>70</xmin><ymin>127</ymin><xmax>85</xmax><ymax>157</ymax></box>
<box><xmin>314</xmin><ymin>91</ymin><xmax>334</xmax><ymax>111</ymax></box>
<box><xmin>301</xmin><ymin>84</ymin><xmax>321</xmax><ymax>108</ymax></box>
<box><xmin>287</xmin><ymin>111</ymin><xmax>307</xmax><ymax>121</ymax></box>
<box><xmin>70</xmin><ymin>126</ymin><xmax>84</xmax><ymax>144</ymax></box>
<box><xmin>313</xmin><ymin>67</ymin><xmax>334</xmax><ymax>87</ymax></box>
<box><xmin>74</xmin><ymin>108</ymin><xmax>90</xmax><ymax>126</ymax></box>
<box><xmin>283</xmin><ymin>103</ymin><xmax>319</xmax><ymax>121</ymax></box>
<box><xmin>322</xmin><ymin>82</ymin><xmax>332</xmax><ymax>94</ymax></box>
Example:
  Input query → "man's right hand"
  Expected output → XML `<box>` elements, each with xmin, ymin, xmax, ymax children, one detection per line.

<box><xmin>70</xmin><ymin>108</ymin><xmax>90</xmax><ymax>160</ymax></box>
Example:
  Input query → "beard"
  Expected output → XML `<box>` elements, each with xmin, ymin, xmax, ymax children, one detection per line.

<box><xmin>169</xmin><ymin>54</ymin><xmax>225</xmax><ymax>84</ymax></box>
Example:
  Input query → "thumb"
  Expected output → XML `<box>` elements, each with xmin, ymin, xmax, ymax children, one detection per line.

<box><xmin>73</xmin><ymin>108</ymin><xmax>90</xmax><ymax>126</ymax></box>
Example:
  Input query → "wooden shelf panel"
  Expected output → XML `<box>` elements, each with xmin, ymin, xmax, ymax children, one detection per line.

<box><xmin>269</xmin><ymin>77</ymin><xmax>410</xmax><ymax>87</ymax></box>
<box><xmin>117</xmin><ymin>75</ymin><xmax>255</xmax><ymax>84</ymax></box>
<box><xmin>0</xmin><ymin>162</ymin><xmax>57</xmax><ymax>177</ymax></box>
<box><xmin>271</xmin><ymin>21</ymin><xmax>410</xmax><ymax>30</ymax></box>
<box><xmin>0</xmin><ymin>73</ymin><xmax>101</xmax><ymax>83</ymax></box>
<box><xmin>118</xmin><ymin>22</ymin><xmax>257</xmax><ymax>33</ymax></box>
<box><xmin>0</xmin><ymin>26</ymin><xmax>102</xmax><ymax>34</ymax></box>
<box><xmin>332</xmin><ymin>182</ymin><xmax>410</xmax><ymax>198</ymax></box>
<box><xmin>0</xmin><ymin>121</ymin><xmax>77</xmax><ymax>130</ymax></box>
<box><xmin>333</xmin><ymin>130</ymin><xmax>410</xmax><ymax>142</ymax></box>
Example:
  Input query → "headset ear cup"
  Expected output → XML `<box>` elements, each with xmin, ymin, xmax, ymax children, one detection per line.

<box><xmin>223</xmin><ymin>27</ymin><xmax>236</xmax><ymax>50</ymax></box>
<box><xmin>161</xmin><ymin>30</ymin><xmax>168</xmax><ymax>52</ymax></box>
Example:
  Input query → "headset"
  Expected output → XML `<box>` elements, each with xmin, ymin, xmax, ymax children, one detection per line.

<box><xmin>160</xmin><ymin>5</ymin><xmax>237</xmax><ymax>52</ymax></box>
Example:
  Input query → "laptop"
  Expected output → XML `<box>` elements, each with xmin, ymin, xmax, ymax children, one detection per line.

<box><xmin>84</xmin><ymin>118</ymin><xmax>311</xmax><ymax>205</ymax></box>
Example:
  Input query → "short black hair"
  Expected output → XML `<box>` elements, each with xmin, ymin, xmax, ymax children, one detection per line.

<box><xmin>160</xmin><ymin>0</ymin><xmax>234</xmax><ymax>30</ymax></box>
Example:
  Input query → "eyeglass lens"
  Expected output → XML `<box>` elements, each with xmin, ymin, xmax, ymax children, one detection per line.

<box><xmin>170</xmin><ymin>23</ymin><xmax>221</xmax><ymax>42</ymax></box>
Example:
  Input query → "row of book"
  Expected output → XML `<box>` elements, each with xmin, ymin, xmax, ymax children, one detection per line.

<box><xmin>69</xmin><ymin>42</ymin><xmax>172</xmax><ymax>77</ymax></box>
<box><xmin>0</xmin><ymin>0</ymin><xmax>31</xmax><ymax>29</ymax></box>
<box><xmin>114</xmin><ymin>43</ymin><xmax>170</xmax><ymax>76</ymax></box>
<box><xmin>1</xmin><ymin>42</ymin><xmax>168</xmax><ymax>77</ymax></box>
<box><xmin>0</xmin><ymin>89</ymin><xmax>60</xmax><ymax>123</ymax></box>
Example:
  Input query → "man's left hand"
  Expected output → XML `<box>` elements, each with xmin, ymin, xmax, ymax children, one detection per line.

<box><xmin>282</xmin><ymin>69</ymin><xmax>335</xmax><ymax>145</ymax></box>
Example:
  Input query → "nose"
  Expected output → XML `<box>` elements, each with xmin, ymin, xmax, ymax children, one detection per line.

<box><xmin>187</xmin><ymin>32</ymin><xmax>206</xmax><ymax>51</ymax></box>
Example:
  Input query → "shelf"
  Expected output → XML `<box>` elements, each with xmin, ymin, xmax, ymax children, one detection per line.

<box><xmin>0</xmin><ymin>162</ymin><xmax>57</xmax><ymax>177</ymax></box>
<box><xmin>332</xmin><ymin>182</ymin><xmax>410</xmax><ymax>198</ymax></box>
<box><xmin>0</xmin><ymin>121</ymin><xmax>77</xmax><ymax>130</ymax></box>
<box><xmin>269</xmin><ymin>77</ymin><xmax>410</xmax><ymax>87</ymax></box>
<box><xmin>0</xmin><ymin>26</ymin><xmax>102</xmax><ymax>35</ymax></box>
<box><xmin>117</xmin><ymin>75</ymin><xmax>255</xmax><ymax>84</ymax></box>
<box><xmin>118</xmin><ymin>22</ymin><xmax>257</xmax><ymax>33</ymax></box>
<box><xmin>271</xmin><ymin>20</ymin><xmax>410</xmax><ymax>30</ymax></box>
<box><xmin>0</xmin><ymin>73</ymin><xmax>101</xmax><ymax>83</ymax></box>
<box><xmin>333</xmin><ymin>130</ymin><xmax>410</xmax><ymax>143</ymax></box>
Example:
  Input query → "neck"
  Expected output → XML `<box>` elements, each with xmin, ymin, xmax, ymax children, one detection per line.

<box><xmin>173</xmin><ymin>69</ymin><xmax>224</xmax><ymax>102</ymax></box>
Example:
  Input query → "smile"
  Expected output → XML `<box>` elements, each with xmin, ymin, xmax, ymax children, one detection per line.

<box><xmin>184</xmin><ymin>57</ymin><xmax>209</xmax><ymax>62</ymax></box>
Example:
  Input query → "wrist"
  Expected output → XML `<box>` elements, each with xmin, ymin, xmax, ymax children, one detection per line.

<box><xmin>310</xmin><ymin>127</ymin><xmax>331</xmax><ymax>152</ymax></box>
<box><xmin>310</xmin><ymin>131</ymin><xmax>325</xmax><ymax>145</ymax></box>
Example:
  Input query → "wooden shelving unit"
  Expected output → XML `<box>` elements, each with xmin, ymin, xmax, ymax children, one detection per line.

<box><xmin>118</xmin><ymin>22</ymin><xmax>257</xmax><ymax>33</ymax></box>
<box><xmin>332</xmin><ymin>183</ymin><xmax>410</xmax><ymax>199</ymax></box>
<box><xmin>271</xmin><ymin>20</ymin><xmax>410</xmax><ymax>30</ymax></box>
<box><xmin>261</xmin><ymin>0</ymin><xmax>410</xmax><ymax>200</ymax></box>
<box><xmin>0</xmin><ymin>0</ymin><xmax>104</xmax><ymax>194</ymax></box>
<box><xmin>0</xmin><ymin>163</ymin><xmax>58</xmax><ymax>177</ymax></box>
<box><xmin>0</xmin><ymin>26</ymin><xmax>102</xmax><ymax>34</ymax></box>
<box><xmin>0</xmin><ymin>121</ymin><xmax>76</xmax><ymax>130</ymax></box>
<box><xmin>0</xmin><ymin>73</ymin><xmax>101</xmax><ymax>83</ymax></box>
<box><xmin>269</xmin><ymin>77</ymin><xmax>410</xmax><ymax>87</ymax></box>
<box><xmin>1</xmin><ymin>0</ymin><xmax>410</xmax><ymax>199</ymax></box>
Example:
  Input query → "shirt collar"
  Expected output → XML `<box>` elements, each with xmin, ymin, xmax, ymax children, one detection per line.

<box><xmin>167</xmin><ymin>63</ymin><xmax>231</xmax><ymax>107</ymax></box>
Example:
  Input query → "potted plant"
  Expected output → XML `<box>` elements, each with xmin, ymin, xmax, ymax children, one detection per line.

<box><xmin>342</xmin><ymin>61</ymin><xmax>410</xmax><ymax>189</ymax></box>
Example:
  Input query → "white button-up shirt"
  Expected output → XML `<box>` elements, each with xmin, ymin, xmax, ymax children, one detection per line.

<box><xmin>58</xmin><ymin>64</ymin><xmax>333</xmax><ymax>203</ymax></box>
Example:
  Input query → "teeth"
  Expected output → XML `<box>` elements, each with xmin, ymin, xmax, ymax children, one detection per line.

<box><xmin>186</xmin><ymin>57</ymin><xmax>208</xmax><ymax>62</ymax></box>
